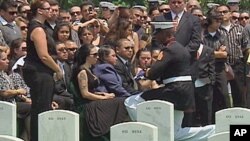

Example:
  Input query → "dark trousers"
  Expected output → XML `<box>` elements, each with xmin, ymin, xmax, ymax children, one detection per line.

<box><xmin>246</xmin><ymin>77</ymin><xmax>250</xmax><ymax>108</ymax></box>
<box><xmin>194</xmin><ymin>84</ymin><xmax>213</xmax><ymax>126</ymax></box>
<box><xmin>53</xmin><ymin>94</ymin><xmax>74</xmax><ymax>110</ymax></box>
<box><xmin>212</xmin><ymin>70</ymin><xmax>229</xmax><ymax>123</ymax></box>
<box><xmin>23</xmin><ymin>70</ymin><xmax>54</xmax><ymax>141</ymax></box>
<box><xmin>229</xmin><ymin>61</ymin><xmax>246</xmax><ymax>107</ymax></box>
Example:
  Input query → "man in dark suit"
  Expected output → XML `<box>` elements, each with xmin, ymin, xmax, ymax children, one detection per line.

<box><xmin>53</xmin><ymin>42</ymin><xmax>73</xmax><ymax>110</ymax></box>
<box><xmin>153</xmin><ymin>0</ymin><xmax>202</xmax><ymax>127</ymax></box>
<box><xmin>114</xmin><ymin>38</ymin><xmax>140</xmax><ymax>95</ymax></box>
<box><xmin>153</xmin><ymin>0</ymin><xmax>202</xmax><ymax>59</ymax></box>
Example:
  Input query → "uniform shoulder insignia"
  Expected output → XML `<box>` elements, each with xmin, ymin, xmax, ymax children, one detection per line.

<box><xmin>157</xmin><ymin>51</ymin><xmax>164</xmax><ymax>60</ymax></box>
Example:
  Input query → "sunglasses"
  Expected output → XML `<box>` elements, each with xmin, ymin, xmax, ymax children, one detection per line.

<box><xmin>124</xmin><ymin>46</ymin><xmax>134</xmax><ymax>50</ymax></box>
<box><xmin>70</xmin><ymin>11</ymin><xmax>81</xmax><ymax>16</ymax></box>
<box><xmin>57</xmin><ymin>48</ymin><xmax>68</xmax><ymax>52</ymax></box>
<box><xmin>8</xmin><ymin>11</ymin><xmax>18</xmax><ymax>15</ymax></box>
<box><xmin>21</xmin><ymin>10</ymin><xmax>30</xmax><ymax>14</ymax></box>
<box><xmin>67</xmin><ymin>48</ymin><xmax>77</xmax><ymax>51</ymax></box>
<box><xmin>20</xmin><ymin>26</ymin><xmax>27</xmax><ymax>31</ymax></box>
<box><xmin>21</xmin><ymin>47</ymin><xmax>27</xmax><ymax>51</ymax></box>
<box><xmin>232</xmin><ymin>16</ymin><xmax>239</xmax><ymax>20</ymax></box>
<box><xmin>159</xmin><ymin>8</ymin><xmax>170</xmax><ymax>13</ymax></box>
<box><xmin>51</xmin><ymin>9</ymin><xmax>59</xmax><ymax>12</ymax></box>
<box><xmin>193</xmin><ymin>14</ymin><xmax>203</xmax><ymax>18</ymax></box>
<box><xmin>239</xmin><ymin>17</ymin><xmax>250</xmax><ymax>20</ymax></box>
<box><xmin>89</xmin><ymin>53</ymin><xmax>98</xmax><ymax>57</ymax></box>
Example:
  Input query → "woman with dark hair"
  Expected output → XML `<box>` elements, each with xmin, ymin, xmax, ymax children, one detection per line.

<box><xmin>133</xmin><ymin>48</ymin><xmax>159</xmax><ymax>91</ymax></box>
<box><xmin>116</xmin><ymin>19</ymin><xmax>139</xmax><ymax>53</ymax></box>
<box><xmin>21</xmin><ymin>1</ymin><xmax>62</xmax><ymax>140</ymax></box>
<box><xmin>202</xmin><ymin>8</ymin><xmax>229</xmax><ymax>124</ymax></box>
<box><xmin>88</xmin><ymin>20</ymin><xmax>105</xmax><ymax>46</ymax></box>
<box><xmin>52</xmin><ymin>21</ymin><xmax>72</xmax><ymax>42</ymax></box>
<box><xmin>93</xmin><ymin>45</ymin><xmax>131</xmax><ymax>97</ymax></box>
<box><xmin>70</xmin><ymin>44</ymin><xmax>129</xmax><ymax>141</ymax></box>
<box><xmin>8</xmin><ymin>38</ymin><xmax>27</xmax><ymax>70</ymax></box>
<box><xmin>78</xmin><ymin>26</ymin><xmax>94</xmax><ymax>45</ymax></box>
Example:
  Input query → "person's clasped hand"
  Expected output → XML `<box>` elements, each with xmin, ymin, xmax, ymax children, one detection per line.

<box><xmin>54</xmin><ymin>70</ymin><xmax>63</xmax><ymax>81</ymax></box>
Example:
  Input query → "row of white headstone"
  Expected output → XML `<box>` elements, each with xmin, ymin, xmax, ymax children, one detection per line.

<box><xmin>1</xmin><ymin>100</ymin><xmax>250</xmax><ymax>141</ymax></box>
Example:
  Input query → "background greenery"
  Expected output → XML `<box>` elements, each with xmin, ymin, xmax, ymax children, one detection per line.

<box><xmin>55</xmin><ymin>0</ymin><xmax>250</xmax><ymax>11</ymax></box>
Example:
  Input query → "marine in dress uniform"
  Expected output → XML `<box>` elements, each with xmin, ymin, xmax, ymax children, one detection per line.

<box><xmin>125</xmin><ymin>22</ymin><xmax>215</xmax><ymax>141</ymax></box>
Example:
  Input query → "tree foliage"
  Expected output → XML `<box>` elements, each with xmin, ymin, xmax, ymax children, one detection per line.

<box><xmin>58</xmin><ymin>0</ymin><xmax>250</xmax><ymax>11</ymax></box>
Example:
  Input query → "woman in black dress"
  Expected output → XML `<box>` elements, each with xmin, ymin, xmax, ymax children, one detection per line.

<box><xmin>22</xmin><ymin>1</ymin><xmax>62</xmax><ymax>141</ymax></box>
<box><xmin>70</xmin><ymin>44</ymin><xmax>129</xmax><ymax>141</ymax></box>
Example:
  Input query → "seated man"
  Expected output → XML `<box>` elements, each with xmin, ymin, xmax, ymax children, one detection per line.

<box><xmin>53</xmin><ymin>42</ymin><xmax>73</xmax><ymax>110</ymax></box>
<box><xmin>125</xmin><ymin>22</ymin><xmax>215</xmax><ymax>141</ymax></box>
<box><xmin>114</xmin><ymin>38</ymin><xmax>141</xmax><ymax>95</ymax></box>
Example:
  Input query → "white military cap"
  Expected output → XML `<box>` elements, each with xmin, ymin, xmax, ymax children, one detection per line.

<box><xmin>207</xmin><ymin>3</ymin><xmax>219</xmax><ymax>9</ymax></box>
<box><xmin>148</xmin><ymin>0</ymin><xmax>159</xmax><ymax>2</ymax></box>
<box><xmin>132</xmin><ymin>5</ymin><xmax>147</xmax><ymax>11</ymax></box>
<box><xmin>151</xmin><ymin>22</ymin><xmax>175</xmax><ymax>34</ymax></box>
<box><xmin>100</xmin><ymin>1</ymin><xmax>116</xmax><ymax>10</ymax></box>
<box><xmin>227</xmin><ymin>0</ymin><xmax>240</xmax><ymax>3</ymax></box>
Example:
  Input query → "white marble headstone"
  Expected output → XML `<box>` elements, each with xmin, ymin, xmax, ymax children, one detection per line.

<box><xmin>0</xmin><ymin>135</ymin><xmax>24</xmax><ymax>141</ymax></box>
<box><xmin>208</xmin><ymin>132</ymin><xmax>229</xmax><ymax>141</ymax></box>
<box><xmin>0</xmin><ymin>101</ymin><xmax>16</xmax><ymax>136</ymax></box>
<box><xmin>216</xmin><ymin>108</ymin><xmax>250</xmax><ymax>133</ymax></box>
<box><xmin>111</xmin><ymin>122</ymin><xmax>158</xmax><ymax>141</ymax></box>
<box><xmin>38</xmin><ymin>110</ymin><xmax>79</xmax><ymax>141</ymax></box>
<box><xmin>137</xmin><ymin>100</ymin><xmax>174</xmax><ymax>141</ymax></box>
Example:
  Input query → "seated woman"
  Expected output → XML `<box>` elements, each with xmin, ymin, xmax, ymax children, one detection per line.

<box><xmin>15</xmin><ymin>16</ymin><xmax>28</xmax><ymax>41</ymax></box>
<box><xmin>0</xmin><ymin>47</ymin><xmax>31</xmax><ymax>141</ymax></box>
<box><xmin>133</xmin><ymin>48</ymin><xmax>160</xmax><ymax>91</ymax></box>
<box><xmin>70</xmin><ymin>44</ymin><xmax>129</xmax><ymax>141</ymax></box>
<box><xmin>8</xmin><ymin>38</ymin><xmax>27</xmax><ymax>71</ymax></box>
<box><xmin>93</xmin><ymin>45</ymin><xmax>131</xmax><ymax>97</ymax></box>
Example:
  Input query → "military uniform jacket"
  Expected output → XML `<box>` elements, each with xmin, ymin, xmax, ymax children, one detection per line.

<box><xmin>141</xmin><ymin>41</ymin><xmax>195</xmax><ymax>111</ymax></box>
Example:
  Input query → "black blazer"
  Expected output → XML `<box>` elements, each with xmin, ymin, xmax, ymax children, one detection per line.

<box><xmin>196</xmin><ymin>45</ymin><xmax>215</xmax><ymax>84</ymax></box>
<box><xmin>114</xmin><ymin>56</ymin><xmax>140</xmax><ymax>95</ymax></box>
<box><xmin>154</xmin><ymin>11</ymin><xmax>202</xmax><ymax>56</ymax></box>
<box><xmin>54</xmin><ymin>62</ymin><xmax>72</xmax><ymax>97</ymax></box>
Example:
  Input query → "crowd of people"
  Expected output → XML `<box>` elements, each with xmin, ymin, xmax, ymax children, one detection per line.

<box><xmin>0</xmin><ymin>0</ymin><xmax>250</xmax><ymax>141</ymax></box>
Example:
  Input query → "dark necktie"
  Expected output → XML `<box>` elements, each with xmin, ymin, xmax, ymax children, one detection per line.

<box><xmin>173</xmin><ymin>15</ymin><xmax>179</xmax><ymax>31</ymax></box>
<box><xmin>125</xmin><ymin>61</ymin><xmax>138</xmax><ymax>89</ymax></box>
<box><xmin>125</xmin><ymin>61</ymin><xmax>131</xmax><ymax>71</ymax></box>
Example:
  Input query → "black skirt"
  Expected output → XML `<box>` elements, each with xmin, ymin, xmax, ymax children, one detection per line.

<box><xmin>84</xmin><ymin>97</ymin><xmax>129</xmax><ymax>137</ymax></box>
